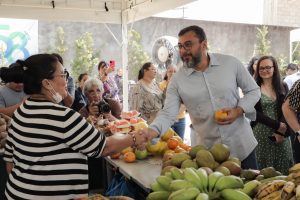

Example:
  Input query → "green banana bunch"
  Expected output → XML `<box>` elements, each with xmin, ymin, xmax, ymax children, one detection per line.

<box><xmin>168</xmin><ymin>187</ymin><xmax>200</xmax><ymax>200</ymax></box>
<box><xmin>196</xmin><ymin>193</ymin><xmax>209</xmax><ymax>200</ymax></box>
<box><xmin>146</xmin><ymin>191</ymin><xmax>170</xmax><ymax>200</ymax></box>
<box><xmin>183</xmin><ymin>168</ymin><xmax>202</xmax><ymax>190</ymax></box>
<box><xmin>156</xmin><ymin>175</ymin><xmax>172</xmax><ymax>191</ymax></box>
<box><xmin>208</xmin><ymin>171</ymin><xmax>224</xmax><ymax>193</ymax></box>
<box><xmin>214</xmin><ymin>175</ymin><xmax>244</xmax><ymax>191</ymax></box>
<box><xmin>240</xmin><ymin>179</ymin><xmax>261</xmax><ymax>197</ymax></box>
<box><xmin>170</xmin><ymin>167</ymin><xmax>184</xmax><ymax>180</ymax></box>
<box><xmin>221</xmin><ymin>189</ymin><xmax>252</xmax><ymax>200</ymax></box>
<box><xmin>150</xmin><ymin>181</ymin><xmax>165</xmax><ymax>192</ymax></box>
<box><xmin>195</xmin><ymin>168</ymin><xmax>209</xmax><ymax>193</ymax></box>
<box><xmin>169</xmin><ymin>180</ymin><xmax>194</xmax><ymax>191</ymax></box>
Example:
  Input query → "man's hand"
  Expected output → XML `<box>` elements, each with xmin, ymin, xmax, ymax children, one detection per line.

<box><xmin>273</xmin><ymin>133</ymin><xmax>284</xmax><ymax>144</ymax></box>
<box><xmin>215</xmin><ymin>107</ymin><xmax>243</xmax><ymax>125</ymax></box>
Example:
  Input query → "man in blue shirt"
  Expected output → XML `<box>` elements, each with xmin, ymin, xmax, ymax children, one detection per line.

<box><xmin>143</xmin><ymin>25</ymin><xmax>261</xmax><ymax>169</ymax></box>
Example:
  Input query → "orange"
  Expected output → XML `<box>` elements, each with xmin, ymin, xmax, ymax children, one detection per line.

<box><xmin>172</xmin><ymin>136</ymin><xmax>183</xmax><ymax>144</ymax></box>
<box><xmin>180</xmin><ymin>143</ymin><xmax>192</xmax><ymax>151</ymax></box>
<box><xmin>215</xmin><ymin>110</ymin><xmax>228</xmax><ymax>121</ymax></box>
<box><xmin>123</xmin><ymin>151</ymin><xmax>136</xmax><ymax>163</ymax></box>
<box><xmin>167</xmin><ymin>138</ymin><xmax>179</xmax><ymax>150</ymax></box>
<box><xmin>121</xmin><ymin>146</ymin><xmax>133</xmax><ymax>155</ymax></box>
<box><xmin>174</xmin><ymin>146</ymin><xmax>186</xmax><ymax>153</ymax></box>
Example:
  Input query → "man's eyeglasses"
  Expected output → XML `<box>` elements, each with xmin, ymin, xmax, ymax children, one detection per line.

<box><xmin>258</xmin><ymin>66</ymin><xmax>273</xmax><ymax>72</ymax></box>
<box><xmin>176</xmin><ymin>41</ymin><xmax>194</xmax><ymax>51</ymax></box>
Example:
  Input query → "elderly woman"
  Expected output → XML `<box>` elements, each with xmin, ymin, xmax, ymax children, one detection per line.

<box><xmin>129</xmin><ymin>62</ymin><xmax>164</xmax><ymax>123</ymax></box>
<box><xmin>2</xmin><ymin>54</ymin><xmax>147</xmax><ymax>199</ymax></box>
<box><xmin>79</xmin><ymin>77</ymin><xmax>122</xmax><ymax>121</ymax></box>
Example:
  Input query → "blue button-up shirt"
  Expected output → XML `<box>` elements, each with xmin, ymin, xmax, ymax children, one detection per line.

<box><xmin>150</xmin><ymin>53</ymin><xmax>260</xmax><ymax>160</ymax></box>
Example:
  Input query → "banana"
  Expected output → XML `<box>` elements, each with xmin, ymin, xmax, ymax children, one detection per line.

<box><xmin>194</xmin><ymin>168</ymin><xmax>208</xmax><ymax>193</ymax></box>
<box><xmin>256</xmin><ymin>180</ymin><xmax>286</xmax><ymax>199</ymax></box>
<box><xmin>161</xmin><ymin>128</ymin><xmax>175</xmax><ymax>141</ymax></box>
<box><xmin>156</xmin><ymin>175</ymin><xmax>172</xmax><ymax>191</ymax></box>
<box><xmin>214</xmin><ymin>175</ymin><xmax>244</xmax><ymax>192</ymax></box>
<box><xmin>221</xmin><ymin>189</ymin><xmax>252</xmax><ymax>200</ymax></box>
<box><xmin>208</xmin><ymin>171</ymin><xmax>224</xmax><ymax>193</ymax></box>
<box><xmin>168</xmin><ymin>187</ymin><xmax>200</xmax><ymax>200</ymax></box>
<box><xmin>261</xmin><ymin>190</ymin><xmax>281</xmax><ymax>200</ymax></box>
<box><xmin>183</xmin><ymin>168</ymin><xmax>202</xmax><ymax>190</ymax></box>
<box><xmin>259</xmin><ymin>175</ymin><xmax>287</xmax><ymax>184</ymax></box>
<box><xmin>150</xmin><ymin>181</ymin><xmax>165</xmax><ymax>192</ymax></box>
<box><xmin>281</xmin><ymin>181</ymin><xmax>295</xmax><ymax>200</ymax></box>
<box><xmin>240</xmin><ymin>180</ymin><xmax>261</xmax><ymax>197</ymax></box>
<box><xmin>295</xmin><ymin>185</ymin><xmax>300</xmax><ymax>200</ymax></box>
<box><xmin>146</xmin><ymin>191</ymin><xmax>170</xmax><ymax>200</ymax></box>
<box><xmin>170</xmin><ymin>167</ymin><xmax>184</xmax><ymax>180</ymax></box>
<box><xmin>169</xmin><ymin>180</ymin><xmax>194</xmax><ymax>191</ymax></box>
<box><xmin>289</xmin><ymin>195</ymin><xmax>297</xmax><ymax>200</ymax></box>
<box><xmin>196</xmin><ymin>193</ymin><xmax>209</xmax><ymax>200</ymax></box>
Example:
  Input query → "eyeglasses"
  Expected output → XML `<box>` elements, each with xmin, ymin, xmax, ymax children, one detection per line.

<box><xmin>176</xmin><ymin>40</ymin><xmax>197</xmax><ymax>51</ymax></box>
<box><xmin>54</xmin><ymin>71</ymin><xmax>69</xmax><ymax>80</ymax></box>
<box><xmin>258</xmin><ymin>66</ymin><xmax>274</xmax><ymax>72</ymax></box>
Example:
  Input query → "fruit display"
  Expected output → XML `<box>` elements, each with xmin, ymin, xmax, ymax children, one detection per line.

<box><xmin>0</xmin><ymin>114</ymin><xmax>10</xmax><ymax>149</ymax></box>
<box><xmin>147</xmin><ymin>167</ymin><xmax>251</xmax><ymax>200</ymax></box>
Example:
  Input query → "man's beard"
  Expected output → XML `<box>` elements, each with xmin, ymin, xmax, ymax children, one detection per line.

<box><xmin>181</xmin><ymin>52</ymin><xmax>202</xmax><ymax>69</ymax></box>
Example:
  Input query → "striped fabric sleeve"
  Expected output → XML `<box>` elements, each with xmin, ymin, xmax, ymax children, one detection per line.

<box><xmin>3</xmin><ymin>132</ymin><xmax>13</xmax><ymax>162</ymax></box>
<box><xmin>62</xmin><ymin>108</ymin><xmax>106</xmax><ymax>158</ymax></box>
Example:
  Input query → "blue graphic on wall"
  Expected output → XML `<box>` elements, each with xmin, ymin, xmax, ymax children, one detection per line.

<box><xmin>0</xmin><ymin>19</ymin><xmax>38</xmax><ymax>66</ymax></box>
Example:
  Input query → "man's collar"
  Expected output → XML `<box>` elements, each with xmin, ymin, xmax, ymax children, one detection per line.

<box><xmin>183</xmin><ymin>53</ymin><xmax>221</xmax><ymax>76</ymax></box>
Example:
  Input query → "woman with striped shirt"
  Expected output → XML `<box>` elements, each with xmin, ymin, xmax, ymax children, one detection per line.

<box><xmin>2</xmin><ymin>54</ymin><xmax>147</xmax><ymax>200</ymax></box>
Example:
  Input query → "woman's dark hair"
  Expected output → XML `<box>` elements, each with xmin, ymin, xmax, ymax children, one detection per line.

<box><xmin>78</xmin><ymin>72</ymin><xmax>88</xmax><ymax>82</ymax></box>
<box><xmin>138</xmin><ymin>62</ymin><xmax>152</xmax><ymax>80</ymax></box>
<box><xmin>256</xmin><ymin>55</ymin><xmax>285</xmax><ymax>96</ymax></box>
<box><xmin>97</xmin><ymin>61</ymin><xmax>107</xmax><ymax>71</ymax></box>
<box><xmin>52</xmin><ymin>53</ymin><xmax>63</xmax><ymax>65</ymax></box>
<box><xmin>247</xmin><ymin>56</ymin><xmax>259</xmax><ymax>76</ymax></box>
<box><xmin>0</xmin><ymin>54</ymin><xmax>58</xmax><ymax>94</ymax></box>
<box><xmin>178</xmin><ymin>25</ymin><xmax>207</xmax><ymax>42</ymax></box>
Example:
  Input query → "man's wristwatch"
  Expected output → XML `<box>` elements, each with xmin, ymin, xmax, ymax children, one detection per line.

<box><xmin>296</xmin><ymin>130</ymin><xmax>300</xmax><ymax>136</ymax></box>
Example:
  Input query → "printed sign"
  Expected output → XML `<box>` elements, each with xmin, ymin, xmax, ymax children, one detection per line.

<box><xmin>0</xmin><ymin>18</ymin><xmax>38</xmax><ymax>66</ymax></box>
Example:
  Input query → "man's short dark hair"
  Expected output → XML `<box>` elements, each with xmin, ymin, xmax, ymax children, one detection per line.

<box><xmin>287</xmin><ymin>63</ymin><xmax>298</xmax><ymax>71</ymax></box>
<box><xmin>178</xmin><ymin>25</ymin><xmax>207</xmax><ymax>42</ymax></box>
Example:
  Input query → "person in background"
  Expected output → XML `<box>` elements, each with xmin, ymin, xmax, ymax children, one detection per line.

<box><xmin>129</xmin><ymin>62</ymin><xmax>164</xmax><ymax>124</ymax></box>
<box><xmin>98</xmin><ymin>61</ymin><xmax>120</xmax><ymax>102</ymax></box>
<box><xmin>284</xmin><ymin>63</ymin><xmax>300</xmax><ymax>90</ymax></box>
<box><xmin>114</xmin><ymin>68</ymin><xmax>123</xmax><ymax>103</ymax></box>
<box><xmin>282</xmin><ymin>79</ymin><xmax>300</xmax><ymax>163</ymax></box>
<box><xmin>71</xmin><ymin>72</ymin><xmax>89</xmax><ymax>112</ymax></box>
<box><xmin>247</xmin><ymin>56</ymin><xmax>259</xmax><ymax>78</ymax></box>
<box><xmin>159</xmin><ymin>65</ymin><xmax>186</xmax><ymax>139</ymax></box>
<box><xmin>140</xmin><ymin>25</ymin><xmax>261</xmax><ymax>169</ymax></box>
<box><xmin>0</xmin><ymin>63</ymin><xmax>26</xmax><ymax>200</ymax></box>
<box><xmin>2</xmin><ymin>54</ymin><xmax>148</xmax><ymax>199</ymax></box>
<box><xmin>251</xmin><ymin>55</ymin><xmax>293</xmax><ymax>174</ymax></box>
<box><xmin>286</xmin><ymin>63</ymin><xmax>298</xmax><ymax>76</ymax></box>
<box><xmin>80</xmin><ymin>77</ymin><xmax>122</xmax><ymax>121</ymax></box>
<box><xmin>52</xmin><ymin>53</ymin><xmax>75</xmax><ymax>107</ymax></box>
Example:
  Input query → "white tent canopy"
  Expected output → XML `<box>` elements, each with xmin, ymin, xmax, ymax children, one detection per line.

<box><xmin>0</xmin><ymin>0</ymin><xmax>195</xmax><ymax>24</ymax></box>
<box><xmin>0</xmin><ymin>0</ymin><xmax>195</xmax><ymax>110</ymax></box>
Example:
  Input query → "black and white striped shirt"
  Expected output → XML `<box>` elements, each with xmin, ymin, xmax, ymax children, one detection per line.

<box><xmin>4</xmin><ymin>98</ymin><xmax>106</xmax><ymax>200</ymax></box>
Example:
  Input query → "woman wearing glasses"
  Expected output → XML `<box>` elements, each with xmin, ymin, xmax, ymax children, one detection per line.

<box><xmin>2</xmin><ymin>54</ymin><xmax>148</xmax><ymax>200</ymax></box>
<box><xmin>251</xmin><ymin>55</ymin><xmax>293</xmax><ymax>174</ymax></box>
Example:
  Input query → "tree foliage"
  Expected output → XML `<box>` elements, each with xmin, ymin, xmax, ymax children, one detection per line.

<box><xmin>128</xmin><ymin>30</ymin><xmax>150</xmax><ymax>81</ymax></box>
<box><xmin>255</xmin><ymin>25</ymin><xmax>271</xmax><ymax>56</ymax></box>
<box><xmin>71</xmin><ymin>32</ymin><xmax>99</xmax><ymax>79</ymax></box>
<box><xmin>55</xmin><ymin>26</ymin><xmax>68</xmax><ymax>56</ymax></box>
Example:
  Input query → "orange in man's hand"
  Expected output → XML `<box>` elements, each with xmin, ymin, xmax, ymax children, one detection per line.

<box><xmin>215</xmin><ymin>110</ymin><xmax>228</xmax><ymax>121</ymax></box>
<box><xmin>123</xmin><ymin>151</ymin><xmax>136</xmax><ymax>163</ymax></box>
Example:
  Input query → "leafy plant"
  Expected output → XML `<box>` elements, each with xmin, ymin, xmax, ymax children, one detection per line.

<box><xmin>128</xmin><ymin>30</ymin><xmax>150</xmax><ymax>81</ymax></box>
<box><xmin>292</xmin><ymin>41</ymin><xmax>300</xmax><ymax>64</ymax></box>
<box><xmin>71</xmin><ymin>32</ymin><xmax>99</xmax><ymax>78</ymax></box>
<box><xmin>255</xmin><ymin>25</ymin><xmax>271</xmax><ymax>56</ymax></box>
<box><xmin>0</xmin><ymin>44</ymin><xmax>6</xmax><ymax>67</ymax></box>
<box><xmin>55</xmin><ymin>26</ymin><xmax>68</xmax><ymax>56</ymax></box>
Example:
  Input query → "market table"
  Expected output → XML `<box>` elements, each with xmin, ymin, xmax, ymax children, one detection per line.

<box><xmin>105</xmin><ymin>156</ymin><xmax>162</xmax><ymax>193</ymax></box>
